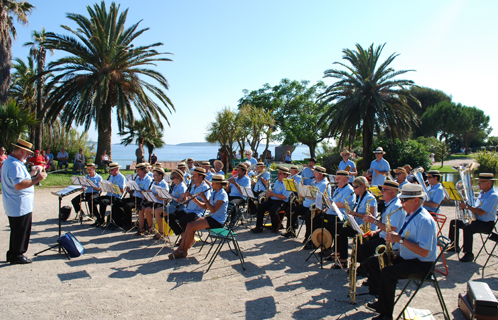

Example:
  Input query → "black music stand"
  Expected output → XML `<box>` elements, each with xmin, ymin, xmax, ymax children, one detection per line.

<box><xmin>34</xmin><ymin>186</ymin><xmax>82</xmax><ymax>260</ymax></box>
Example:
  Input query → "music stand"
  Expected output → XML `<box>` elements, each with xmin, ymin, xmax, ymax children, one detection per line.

<box><xmin>101</xmin><ymin>181</ymin><xmax>124</xmax><ymax>234</ymax></box>
<box><xmin>306</xmin><ymin>192</ymin><xmax>327</xmax><ymax>268</ymax></box>
<box><xmin>34</xmin><ymin>186</ymin><xmax>83</xmax><ymax>260</ymax></box>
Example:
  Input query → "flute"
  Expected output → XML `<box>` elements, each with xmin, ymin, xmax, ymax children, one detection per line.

<box><xmin>176</xmin><ymin>187</ymin><xmax>212</xmax><ymax>208</ymax></box>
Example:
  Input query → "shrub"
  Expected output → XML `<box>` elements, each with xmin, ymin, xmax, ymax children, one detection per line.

<box><xmin>373</xmin><ymin>138</ymin><xmax>431</xmax><ymax>172</ymax></box>
<box><xmin>473</xmin><ymin>151</ymin><xmax>498</xmax><ymax>173</ymax></box>
<box><xmin>322</xmin><ymin>151</ymin><xmax>343</xmax><ymax>173</ymax></box>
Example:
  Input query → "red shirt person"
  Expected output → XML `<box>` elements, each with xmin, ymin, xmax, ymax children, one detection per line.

<box><xmin>27</xmin><ymin>150</ymin><xmax>46</xmax><ymax>175</ymax></box>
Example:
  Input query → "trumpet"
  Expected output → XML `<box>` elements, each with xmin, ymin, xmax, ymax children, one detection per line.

<box><xmin>251</xmin><ymin>169</ymin><xmax>266</xmax><ymax>183</ymax></box>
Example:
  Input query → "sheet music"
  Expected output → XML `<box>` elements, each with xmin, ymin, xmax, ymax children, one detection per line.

<box><xmin>316</xmin><ymin>192</ymin><xmax>323</xmax><ymax>210</ymax></box>
<box><xmin>154</xmin><ymin>186</ymin><xmax>174</xmax><ymax>200</ymax></box>
<box><xmin>310</xmin><ymin>186</ymin><xmax>319</xmax><ymax>198</ymax></box>
<box><xmin>85</xmin><ymin>178</ymin><xmax>98</xmax><ymax>189</ymax></box>
<box><xmin>127</xmin><ymin>180</ymin><xmax>141</xmax><ymax>191</ymax></box>
<box><xmin>240</xmin><ymin>187</ymin><xmax>255</xmax><ymax>198</ymax></box>
<box><xmin>51</xmin><ymin>185</ymin><xmax>83</xmax><ymax>197</ymax></box>
<box><xmin>329</xmin><ymin>202</ymin><xmax>344</xmax><ymax>221</ymax></box>
<box><xmin>345</xmin><ymin>212</ymin><xmax>364</xmax><ymax>235</ymax></box>
<box><xmin>283</xmin><ymin>178</ymin><xmax>298</xmax><ymax>192</ymax></box>
<box><xmin>71</xmin><ymin>176</ymin><xmax>87</xmax><ymax>185</ymax></box>
<box><xmin>298</xmin><ymin>184</ymin><xmax>312</xmax><ymax>198</ymax></box>
<box><xmin>71</xmin><ymin>176</ymin><xmax>80</xmax><ymax>185</ymax></box>
<box><xmin>111</xmin><ymin>184</ymin><xmax>122</xmax><ymax>195</ymax></box>
<box><xmin>143</xmin><ymin>191</ymin><xmax>161</xmax><ymax>203</ymax></box>
<box><xmin>328</xmin><ymin>174</ymin><xmax>337</xmax><ymax>184</ymax></box>
<box><xmin>100</xmin><ymin>181</ymin><xmax>113</xmax><ymax>194</ymax></box>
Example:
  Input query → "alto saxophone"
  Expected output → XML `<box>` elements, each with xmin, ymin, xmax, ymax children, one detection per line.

<box><xmin>375</xmin><ymin>216</ymin><xmax>393</xmax><ymax>270</ymax></box>
<box><xmin>348</xmin><ymin>234</ymin><xmax>359</xmax><ymax>304</ymax></box>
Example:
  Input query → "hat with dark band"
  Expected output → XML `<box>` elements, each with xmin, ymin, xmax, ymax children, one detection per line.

<box><xmin>336</xmin><ymin>170</ymin><xmax>349</xmax><ymax>177</ymax></box>
<box><xmin>374</xmin><ymin>147</ymin><xmax>386</xmax><ymax>154</ymax></box>
<box><xmin>187</xmin><ymin>158</ymin><xmax>194</xmax><ymax>162</ymax></box>
<box><xmin>201</xmin><ymin>161</ymin><xmax>211</xmax><ymax>167</ymax></box>
<box><xmin>314</xmin><ymin>166</ymin><xmax>326</xmax><ymax>174</ymax></box>
<box><xmin>277</xmin><ymin>166</ymin><xmax>290</xmax><ymax>174</ymax></box>
<box><xmin>171</xmin><ymin>169</ymin><xmax>184</xmax><ymax>179</ymax></box>
<box><xmin>236</xmin><ymin>163</ymin><xmax>248</xmax><ymax>171</ymax></box>
<box><xmin>153</xmin><ymin>167</ymin><xmax>165</xmax><ymax>175</ymax></box>
<box><xmin>398</xmin><ymin>184</ymin><xmax>426</xmax><ymax>199</ymax></box>
<box><xmin>427</xmin><ymin>170</ymin><xmax>441</xmax><ymax>176</ymax></box>
<box><xmin>404</xmin><ymin>164</ymin><xmax>413</xmax><ymax>171</ymax></box>
<box><xmin>194</xmin><ymin>167</ymin><xmax>207</xmax><ymax>176</ymax></box>
<box><xmin>256</xmin><ymin>162</ymin><xmax>265</xmax><ymax>167</ymax></box>
<box><xmin>177</xmin><ymin>163</ymin><xmax>186</xmax><ymax>168</ymax></box>
<box><xmin>11</xmin><ymin>138</ymin><xmax>33</xmax><ymax>153</ymax></box>
<box><xmin>155</xmin><ymin>163</ymin><xmax>162</xmax><ymax>168</ymax></box>
<box><xmin>475</xmin><ymin>173</ymin><xmax>498</xmax><ymax>180</ymax></box>
<box><xmin>394</xmin><ymin>167</ymin><xmax>407</xmax><ymax>175</ymax></box>
<box><xmin>108</xmin><ymin>162</ymin><xmax>121</xmax><ymax>169</ymax></box>
<box><xmin>214</xmin><ymin>159</ymin><xmax>224</xmax><ymax>168</ymax></box>
<box><xmin>212</xmin><ymin>174</ymin><xmax>228</xmax><ymax>185</ymax></box>
<box><xmin>290</xmin><ymin>165</ymin><xmax>299</xmax><ymax>171</ymax></box>
<box><xmin>86</xmin><ymin>163</ymin><xmax>96</xmax><ymax>168</ymax></box>
<box><xmin>136</xmin><ymin>163</ymin><xmax>147</xmax><ymax>169</ymax></box>
<box><xmin>379</xmin><ymin>180</ymin><xmax>399</xmax><ymax>190</ymax></box>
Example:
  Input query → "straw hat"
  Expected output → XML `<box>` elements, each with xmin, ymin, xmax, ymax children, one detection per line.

<box><xmin>399</xmin><ymin>184</ymin><xmax>426</xmax><ymax>199</ymax></box>
<box><xmin>11</xmin><ymin>138</ymin><xmax>33</xmax><ymax>153</ymax></box>
<box><xmin>108</xmin><ymin>162</ymin><xmax>121</xmax><ymax>169</ymax></box>
<box><xmin>340</xmin><ymin>149</ymin><xmax>351</xmax><ymax>156</ymax></box>
<box><xmin>394</xmin><ymin>167</ymin><xmax>407</xmax><ymax>175</ymax></box>
<box><xmin>427</xmin><ymin>170</ymin><xmax>441</xmax><ymax>176</ymax></box>
<box><xmin>214</xmin><ymin>159</ymin><xmax>224</xmax><ymax>168</ymax></box>
<box><xmin>136</xmin><ymin>162</ymin><xmax>147</xmax><ymax>169</ymax></box>
<box><xmin>177</xmin><ymin>163</ymin><xmax>186</xmax><ymax>168</ymax></box>
<box><xmin>277</xmin><ymin>166</ymin><xmax>290</xmax><ymax>174</ymax></box>
<box><xmin>86</xmin><ymin>163</ymin><xmax>96</xmax><ymax>168</ymax></box>
<box><xmin>171</xmin><ymin>169</ymin><xmax>184</xmax><ymax>179</ymax></box>
<box><xmin>212</xmin><ymin>174</ymin><xmax>228</xmax><ymax>185</ymax></box>
<box><xmin>311</xmin><ymin>229</ymin><xmax>332</xmax><ymax>249</ymax></box>
<box><xmin>373</xmin><ymin>147</ymin><xmax>386</xmax><ymax>154</ymax></box>
<box><xmin>236</xmin><ymin>163</ymin><xmax>248</xmax><ymax>171</ymax></box>
<box><xmin>256</xmin><ymin>162</ymin><xmax>265</xmax><ymax>167</ymax></box>
<box><xmin>379</xmin><ymin>180</ymin><xmax>399</xmax><ymax>191</ymax></box>
<box><xmin>153</xmin><ymin>167</ymin><xmax>165</xmax><ymax>175</ymax></box>
<box><xmin>187</xmin><ymin>158</ymin><xmax>194</xmax><ymax>162</ymax></box>
<box><xmin>336</xmin><ymin>170</ymin><xmax>349</xmax><ymax>177</ymax></box>
<box><xmin>155</xmin><ymin>163</ymin><xmax>162</xmax><ymax>168</ymax></box>
<box><xmin>201</xmin><ymin>161</ymin><xmax>211</xmax><ymax>167</ymax></box>
<box><xmin>290</xmin><ymin>165</ymin><xmax>299</xmax><ymax>171</ymax></box>
<box><xmin>314</xmin><ymin>166</ymin><xmax>326</xmax><ymax>174</ymax></box>
<box><xmin>193</xmin><ymin>167</ymin><xmax>207</xmax><ymax>176</ymax></box>
<box><xmin>475</xmin><ymin>173</ymin><xmax>498</xmax><ymax>181</ymax></box>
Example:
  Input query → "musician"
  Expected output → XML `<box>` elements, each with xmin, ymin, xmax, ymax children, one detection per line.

<box><xmin>245</xmin><ymin>150</ymin><xmax>258</xmax><ymax>167</ymax></box>
<box><xmin>145</xmin><ymin>163</ymin><xmax>154</xmax><ymax>179</ymax></box>
<box><xmin>448</xmin><ymin>173</ymin><xmax>498</xmax><ymax>262</ymax></box>
<box><xmin>168</xmin><ymin>167</ymin><xmax>211</xmax><ymax>236</ymax></box>
<box><xmin>333</xmin><ymin>176</ymin><xmax>377</xmax><ymax>269</ymax></box>
<box><xmin>311</xmin><ymin>170</ymin><xmax>355</xmax><ymax>246</ymax></box>
<box><xmin>95</xmin><ymin>162</ymin><xmax>126</xmax><ymax>226</ymax></box>
<box><xmin>251</xmin><ymin>166</ymin><xmax>291</xmax><ymax>233</ymax></box>
<box><xmin>301</xmin><ymin>157</ymin><xmax>316</xmax><ymax>185</ymax></box>
<box><xmin>170</xmin><ymin>175</ymin><xmax>229</xmax><ymax>259</ymax></box>
<box><xmin>423</xmin><ymin>170</ymin><xmax>445</xmax><ymax>213</ymax></box>
<box><xmin>368</xmin><ymin>147</ymin><xmax>390</xmax><ymax>186</ymax></box>
<box><xmin>70</xmin><ymin>163</ymin><xmax>102</xmax><ymax>225</ymax></box>
<box><xmin>201</xmin><ymin>161</ymin><xmax>214</xmax><ymax>184</ymax></box>
<box><xmin>2</xmin><ymin>139</ymin><xmax>47</xmax><ymax>264</ymax></box>
<box><xmin>226</xmin><ymin>163</ymin><xmax>251</xmax><ymax>214</ymax></box>
<box><xmin>187</xmin><ymin>158</ymin><xmax>196</xmax><ymax>173</ymax></box>
<box><xmin>155</xmin><ymin>169</ymin><xmax>187</xmax><ymax>237</ymax></box>
<box><xmin>365</xmin><ymin>184</ymin><xmax>437</xmax><ymax>320</ymax></box>
<box><xmin>139</xmin><ymin>167</ymin><xmax>169</xmax><ymax>238</ymax></box>
<box><xmin>289</xmin><ymin>165</ymin><xmax>302</xmax><ymax>184</ymax></box>
<box><xmin>177</xmin><ymin>163</ymin><xmax>191</xmax><ymax>185</ymax></box>
<box><xmin>404</xmin><ymin>164</ymin><xmax>414</xmax><ymax>183</ymax></box>
<box><xmin>290</xmin><ymin>166</ymin><xmax>330</xmax><ymax>247</ymax></box>
<box><xmin>247</xmin><ymin>162</ymin><xmax>270</xmax><ymax>216</ymax></box>
<box><xmin>357</xmin><ymin>180</ymin><xmax>406</xmax><ymax>264</ymax></box>
<box><xmin>338</xmin><ymin>149</ymin><xmax>357</xmax><ymax>183</ymax></box>
<box><xmin>212</xmin><ymin>159</ymin><xmax>224</xmax><ymax>175</ymax></box>
<box><xmin>393</xmin><ymin>167</ymin><xmax>409</xmax><ymax>189</ymax></box>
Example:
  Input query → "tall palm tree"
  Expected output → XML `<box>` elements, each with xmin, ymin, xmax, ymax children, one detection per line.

<box><xmin>0</xmin><ymin>99</ymin><xmax>38</xmax><ymax>149</ymax></box>
<box><xmin>43</xmin><ymin>1</ymin><xmax>174</xmax><ymax>162</ymax></box>
<box><xmin>9</xmin><ymin>56</ymin><xmax>36</xmax><ymax>140</ymax></box>
<box><xmin>319</xmin><ymin>43</ymin><xmax>420</xmax><ymax>169</ymax></box>
<box><xmin>119</xmin><ymin>119</ymin><xmax>165</xmax><ymax>163</ymax></box>
<box><xmin>0</xmin><ymin>0</ymin><xmax>34</xmax><ymax>103</ymax></box>
<box><xmin>24</xmin><ymin>27</ymin><xmax>53</xmax><ymax>150</ymax></box>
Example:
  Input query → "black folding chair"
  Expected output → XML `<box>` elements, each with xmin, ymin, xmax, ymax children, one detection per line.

<box><xmin>197</xmin><ymin>202</ymin><xmax>235</xmax><ymax>253</ymax></box>
<box><xmin>476</xmin><ymin>232</ymin><xmax>498</xmax><ymax>275</ymax></box>
<box><xmin>474</xmin><ymin>213</ymin><xmax>498</xmax><ymax>262</ymax></box>
<box><xmin>393</xmin><ymin>235</ymin><xmax>451</xmax><ymax>320</ymax></box>
<box><xmin>204</xmin><ymin>207</ymin><xmax>246</xmax><ymax>273</ymax></box>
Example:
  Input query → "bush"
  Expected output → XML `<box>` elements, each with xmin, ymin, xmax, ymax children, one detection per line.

<box><xmin>373</xmin><ymin>138</ymin><xmax>431</xmax><ymax>172</ymax></box>
<box><xmin>473</xmin><ymin>151</ymin><xmax>498</xmax><ymax>173</ymax></box>
<box><xmin>322</xmin><ymin>151</ymin><xmax>343</xmax><ymax>173</ymax></box>
<box><xmin>42</xmin><ymin>121</ymin><xmax>94</xmax><ymax>162</ymax></box>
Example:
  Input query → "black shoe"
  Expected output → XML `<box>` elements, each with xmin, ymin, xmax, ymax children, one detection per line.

<box><xmin>459</xmin><ymin>252</ymin><xmax>474</xmax><ymax>262</ymax></box>
<box><xmin>367</xmin><ymin>301</ymin><xmax>380</xmax><ymax>312</ymax></box>
<box><xmin>6</xmin><ymin>253</ymin><xmax>11</xmax><ymax>263</ymax></box>
<box><xmin>251</xmin><ymin>227</ymin><xmax>263</xmax><ymax>234</ymax></box>
<box><xmin>10</xmin><ymin>255</ymin><xmax>32</xmax><ymax>265</ymax></box>
<box><xmin>282</xmin><ymin>231</ymin><xmax>296</xmax><ymax>238</ymax></box>
<box><xmin>332</xmin><ymin>262</ymin><xmax>347</xmax><ymax>269</ymax></box>
<box><xmin>372</xmin><ymin>314</ymin><xmax>393</xmax><ymax>320</ymax></box>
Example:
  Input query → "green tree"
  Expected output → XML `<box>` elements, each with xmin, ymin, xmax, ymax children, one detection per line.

<box><xmin>319</xmin><ymin>43</ymin><xmax>420</xmax><ymax>170</ymax></box>
<box><xmin>239</xmin><ymin>79</ymin><xmax>332</xmax><ymax>158</ymax></box>
<box><xmin>0</xmin><ymin>99</ymin><xmax>38</xmax><ymax>149</ymax></box>
<box><xmin>0</xmin><ymin>0</ymin><xmax>34</xmax><ymax>104</ymax></box>
<box><xmin>24</xmin><ymin>27</ymin><xmax>53</xmax><ymax>150</ymax></box>
<box><xmin>206</xmin><ymin>107</ymin><xmax>242</xmax><ymax>170</ymax></box>
<box><xmin>408</xmin><ymin>86</ymin><xmax>452</xmax><ymax>117</ymax></box>
<box><xmin>458</xmin><ymin>106</ymin><xmax>491</xmax><ymax>149</ymax></box>
<box><xmin>42</xmin><ymin>1</ymin><xmax>174</xmax><ymax>163</ymax></box>
<box><xmin>9</xmin><ymin>56</ymin><xmax>36</xmax><ymax>140</ymax></box>
<box><xmin>419</xmin><ymin>101</ymin><xmax>462</xmax><ymax>141</ymax></box>
<box><xmin>119</xmin><ymin>119</ymin><xmax>165</xmax><ymax>163</ymax></box>
<box><xmin>238</xmin><ymin>104</ymin><xmax>275</xmax><ymax>159</ymax></box>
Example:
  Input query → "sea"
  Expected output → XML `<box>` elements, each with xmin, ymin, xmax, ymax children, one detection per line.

<box><xmin>107</xmin><ymin>143</ymin><xmax>311</xmax><ymax>167</ymax></box>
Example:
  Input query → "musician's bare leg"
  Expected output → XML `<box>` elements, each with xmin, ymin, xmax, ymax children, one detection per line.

<box><xmin>144</xmin><ymin>207</ymin><xmax>154</xmax><ymax>233</ymax></box>
<box><xmin>136</xmin><ymin>208</ymin><xmax>146</xmax><ymax>234</ymax></box>
<box><xmin>154</xmin><ymin>208</ymin><xmax>164</xmax><ymax>235</ymax></box>
<box><xmin>177</xmin><ymin>218</ymin><xmax>209</xmax><ymax>256</ymax></box>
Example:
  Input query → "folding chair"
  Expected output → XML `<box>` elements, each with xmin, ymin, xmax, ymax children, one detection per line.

<box><xmin>474</xmin><ymin>213</ymin><xmax>498</xmax><ymax>262</ymax></box>
<box><xmin>478</xmin><ymin>231</ymin><xmax>498</xmax><ymax>274</ymax></box>
<box><xmin>393</xmin><ymin>235</ymin><xmax>451</xmax><ymax>320</ymax></box>
<box><xmin>204</xmin><ymin>207</ymin><xmax>246</xmax><ymax>273</ymax></box>
<box><xmin>198</xmin><ymin>202</ymin><xmax>235</xmax><ymax>253</ymax></box>
<box><xmin>430</xmin><ymin>212</ymin><xmax>449</xmax><ymax>275</ymax></box>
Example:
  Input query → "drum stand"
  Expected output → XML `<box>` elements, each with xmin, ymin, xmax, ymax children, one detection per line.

<box><xmin>34</xmin><ymin>196</ymin><xmax>71</xmax><ymax>260</ymax></box>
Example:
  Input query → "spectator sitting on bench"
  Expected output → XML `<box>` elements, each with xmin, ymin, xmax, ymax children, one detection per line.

<box><xmin>57</xmin><ymin>146</ymin><xmax>69</xmax><ymax>170</ymax></box>
<box><xmin>27</xmin><ymin>150</ymin><xmax>46</xmax><ymax>176</ymax></box>
<box><xmin>74</xmin><ymin>148</ymin><xmax>85</xmax><ymax>175</ymax></box>
<box><xmin>45</xmin><ymin>148</ymin><xmax>56</xmax><ymax>171</ymax></box>
<box><xmin>101</xmin><ymin>149</ymin><xmax>111</xmax><ymax>173</ymax></box>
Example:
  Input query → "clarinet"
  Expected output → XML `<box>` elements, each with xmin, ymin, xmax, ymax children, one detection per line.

<box><xmin>176</xmin><ymin>186</ymin><xmax>212</xmax><ymax>209</ymax></box>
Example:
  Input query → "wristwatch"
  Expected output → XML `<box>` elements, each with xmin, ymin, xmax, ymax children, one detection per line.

<box><xmin>373</xmin><ymin>220</ymin><xmax>379</xmax><ymax>226</ymax></box>
<box><xmin>399</xmin><ymin>237</ymin><xmax>405</xmax><ymax>245</ymax></box>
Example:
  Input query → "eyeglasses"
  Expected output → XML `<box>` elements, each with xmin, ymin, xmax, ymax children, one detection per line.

<box><xmin>427</xmin><ymin>176</ymin><xmax>434</xmax><ymax>179</ymax></box>
<box><xmin>352</xmin><ymin>185</ymin><xmax>359</xmax><ymax>189</ymax></box>
<box><xmin>400</xmin><ymin>198</ymin><xmax>413</xmax><ymax>203</ymax></box>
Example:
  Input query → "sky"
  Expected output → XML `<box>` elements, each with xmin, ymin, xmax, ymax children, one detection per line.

<box><xmin>9</xmin><ymin>0</ymin><xmax>498</xmax><ymax>145</ymax></box>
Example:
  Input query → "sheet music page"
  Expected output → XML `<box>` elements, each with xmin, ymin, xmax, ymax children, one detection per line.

<box><xmin>316</xmin><ymin>192</ymin><xmax>323</xmax><ymax>210</ymax></box>
<box><xmin>127</xmin><ymin>181</ymin><xmax>141</xmax><ymax>191</ymax></box>
<box><xmin>126</xmin><ymin>174</ymin><xmax>134</xmax><ymax>182</ymax></box>
<box><xmin>299</xmin><ymin>184</ymin><xmax>311</xmax><ymax>198</ymax></box>
<box><xmin>329</xmin><ymin>202</ymin><xmax>344</xmax><ymax>221</ymax></box>
<box><xmin>101</xmin><ymin>181</ymin><xmax>114</xmax><ymax>193</ymax></box>
<box><xmin>241</xmin><ymin>187</ymin><xmax>255</xmax><ymax>198</ymax></box>
<box><xmin>144</xmin><ymin>191</ymin><xmax>158</xmax><ymax>203</ymax></box>
<box><xmin>283</xmin><ymin>179</ymin><xmax>297</xmax><ymax>192</ymax></box>
<box><xmin>111</xmin><ymin>184</ymin><xmax>122</xmax><ymax>195</ymax></box>
<box><xmin>345</xmin><ymin>213</ymin><xmax>364</xmax><ymax>235</ymax></box>
<box><xmin>310</xmin><ymin>186</ymin><xmax>319</xmax><ymax>198</ymax></box>
<box><xmin>71</xmin><ymin>176</ymin><xmax>80</xmax><ymax>185</ymax></box>
<box><xmin>154</xmin><ymin>186</ymin><xmax>174</xmax><ymax>199</ymax></box>
<box><xmin>328</xmin><ymin>174</ymin><xmax>337</xmax><ymax>184</ymax></box>
<box><xmin>51</xmin><ymin>185</ymin><xmax>83</xmax><ymax>197</ymax></box>
<box><xmin>86</xmin><ymin>179</ymin><xmax>98</xmax><ymax>189</ymax></box>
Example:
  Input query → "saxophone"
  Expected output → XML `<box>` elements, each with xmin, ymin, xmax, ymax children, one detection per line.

<box><xmin>343</xmin><ymin>193</ymin><xmax>353</xmax><ymax>228</ymax></box>
<box><xmin>348</xmin><ymin>234</ymin><xmax>359</xmax><ymax>304</ymax></box>
<box><xmin>360</xmin><ymin>199</ymin><xmax>374</xmax><ymax>241</ymax></box>
<box><xmin>375</xmin><ymin>216</ymin><xmax>393</xmax><ymax>270</ymax></box>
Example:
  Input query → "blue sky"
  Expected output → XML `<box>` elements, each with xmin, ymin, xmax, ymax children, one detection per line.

<box><xmin>10</xmin><ymin>0</ymin><xmax>498</xmax><ymax>144</ymax></box>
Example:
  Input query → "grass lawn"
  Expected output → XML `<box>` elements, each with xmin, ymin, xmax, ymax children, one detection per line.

<box><xmin>445</xmin><ymin>153</ymin><xmax>474</xmax><ymax>161</ymax></box>
<box><xmin>429</xmin><ymin>165</ymin><xmax>457</xmax><ymax>173</ymax></box>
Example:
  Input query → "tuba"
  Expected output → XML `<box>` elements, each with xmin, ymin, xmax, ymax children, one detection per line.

<box><xmin>410</xmin><ymin>167</ymin><xmax>429</xmax><ymax>201</ymax></box>
<box><xmin>454</xmin><ymin>162</ymin><xmax>479</xmax><ymax>224</ymax></box>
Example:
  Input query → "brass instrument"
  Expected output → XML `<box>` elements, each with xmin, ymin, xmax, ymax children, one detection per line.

<box><xmin>251</xmin><ymin>169</ymin><xmax>266</xmax><ymax>183</ymax></box>
<box><xmin>375</xmin><ymin>216</ymin><xmax>393</xmax><ymax>270</ymax></box>
<box><xmin>410</xmin><ymin>167</ymin><xmax>429</xmax><ymax>201</ymax></box>
<box><xmin>343</xmin><ymin>193</ymin><xmax>353</xmax><ymax>227</ymax></box>
<box><xmin>348</xmin><ymin>235</ymin><xmax>359</xmax><ymax>304</ymax></box>
<box><xmin>454</xmin><ymin>162</ymin><xmax>479</xmax><ymax>224</ymax></box>
<box><xmin>361</xmin><ymin>199</ymin><xmax>373</xmax><ymax>237</ymax></box>
<box><xmin>296</xmin><ymin>177</ymin><xmax>305</xmax><ymax>205</ymax></box>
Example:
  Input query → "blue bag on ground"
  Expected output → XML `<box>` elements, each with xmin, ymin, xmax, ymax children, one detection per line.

<box><xmin>58</xmin><ymin>232</ymin><xmax>84</xmax><ymax>257</ymax></box>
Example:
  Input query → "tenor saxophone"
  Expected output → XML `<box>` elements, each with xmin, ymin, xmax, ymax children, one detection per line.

<box><xmin>348</xmin><ymin>234</ymin><xmax>359</xmax><ymax>304</ymax></box>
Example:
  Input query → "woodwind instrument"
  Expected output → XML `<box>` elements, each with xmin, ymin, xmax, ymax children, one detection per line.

<box><xmin>343</xmin><ymin>192</ymin><xmax>353</xmax><ymax>227</ymax></box>
<box><xmin>175</xmin><ymin>187</ymin><xmax>212</xmax><ymax>208</ymax></box>
<box><xmin>375</xmin><ymin>215</ymin><xmax>393</xmax><ymax>270</ymax></box>
<box><xmin>348</xmin><ymin>234</ymin><xmax>359</xmax><ymax>304</ymax></box>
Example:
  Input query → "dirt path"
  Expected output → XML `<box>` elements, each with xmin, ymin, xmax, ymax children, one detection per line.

<box><xmin>0</xmin><ymin>188</ymin><xmax>496</xmax><ymax>319</ymax></box>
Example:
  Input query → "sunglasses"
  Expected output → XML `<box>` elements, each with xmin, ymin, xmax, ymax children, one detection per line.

<box><xmin>352</xmin><ymin>185</ymin><xmax>360</xmax><ymax>189</ymax></box>
<box><xmin>427</xmin><ymin>176</ymin><xmax>434</xmax><ymax>179</ymax></box>
<box><xmin>400</xmin><ymin>198</ymin><xmax>413</xmax><ymax>203</ymax></box>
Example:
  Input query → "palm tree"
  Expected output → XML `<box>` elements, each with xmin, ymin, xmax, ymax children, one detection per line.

<box><xmin>9</xmin><ymin>56</ymin><xmax>36</xmax><ymax>140</ymax></box>
<box><xmin>0</xmin><ymin>0</ymin><xmax>34</xmax><ymax>103</ymax></box>
<box><xmin>319</xmin><ymin>43</ymin><xmax>420</xmax><ymax>169</ymax></box>
<box><xmin>24</xmin><ymin>27</ymin><xmax>53</xmax><ymax>150</ymax></box>
<box><xmin>0</xmin><ymin>99</ymin><xmax>38</xmax><ymax>149</ymax></box>
<box><xmin>42</xmin><ymin>1</ymin><xmax>174</xmax><ymax>163</ymax></box>
<box><xmin>119</xmin><ymin>119</ymin><xmax>165</xmax><ymax>163</ymax></box>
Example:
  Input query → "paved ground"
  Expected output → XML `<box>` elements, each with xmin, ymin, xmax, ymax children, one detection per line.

<box><xmin>0</xmin><ymin>188</ymin><xmax>497</xmax><ymax>320</ymax></box>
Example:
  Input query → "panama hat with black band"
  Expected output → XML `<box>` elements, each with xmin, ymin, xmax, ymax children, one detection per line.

<box><xmin>11</xmin><ymin>138</ymin><xmax>33</xmax><ymax>153</ymax></box>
